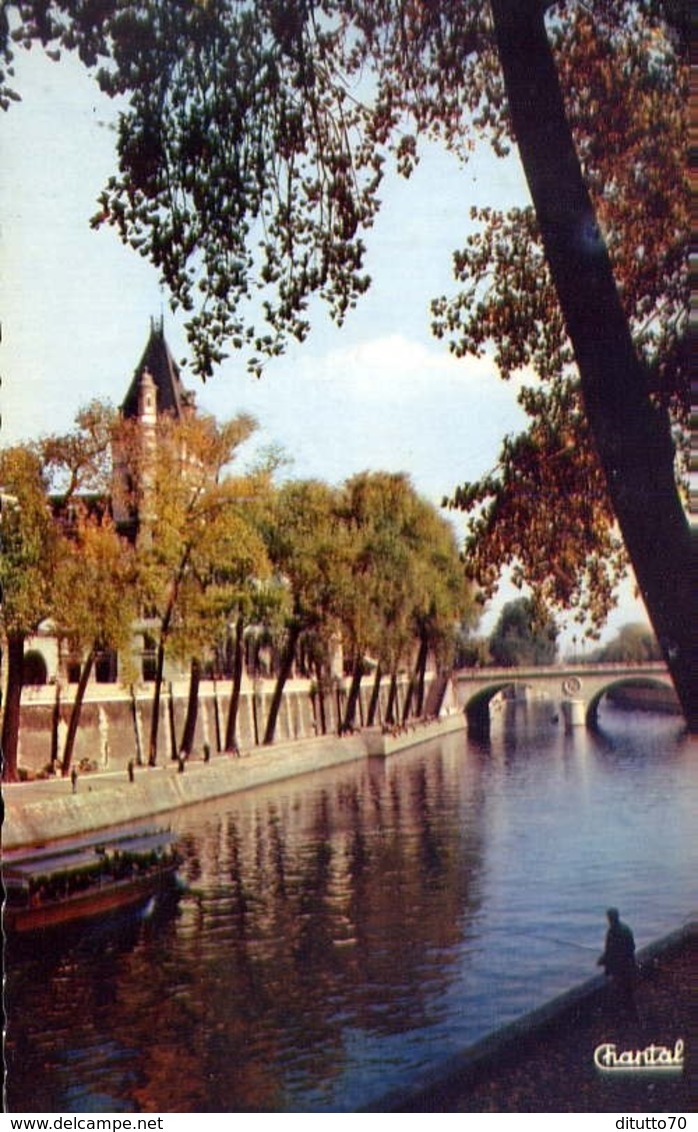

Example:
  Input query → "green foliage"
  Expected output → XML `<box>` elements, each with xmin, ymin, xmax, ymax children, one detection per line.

<box><xmin>168</xmin><ymin>501</ymin><xmax>273</xmax><ymax>666</ymax></box>
<box><xmin>0</xmin><ymin>1</ymin><xmax>501</xmax><ymax>377</ymax></box>
<box><xmin>489</xmin><ymin>597</ymin><xmax>558</xmax><ymax>668</ymax></box>
<box><xmin>2</xmin><ymin>3</ymin><xmax>684</xmax><ymax>383</ymax></box>
<box><xmin>338</xmin><ymin>471</ymin><xmax>421</xmax><ymax>672</ymax></box>
<box><xmin>135</xmin><ymin>410</ymin><xmax>266</xmax><ymax>651</ymax></box>
<box><xmin>591</xmin><ymin>622</ymin><xmax>662</xmax><ymax>664</ymax></box>
<box><xmin>454</xmin><ymin>630</ymin><xmax>491</xmax><ymax>669</ymax></box>
<box><xmin>39</xmin><ymin>400</ymin><xmax>119</xmax><ymax>498</ymax></box>
<box><xmin>337</xmin><ymin>471</ymin><xmax>478</xmax><ymax>673</ymax></box>
<box><xmin>261</xmin><ymin>478</ymin><xmax>347</xmax><ymax>639</ymax></box>
<box><xmin>0</xmin><ymin>446</ymin><xmax>56</xmax><ymax>635</ymax></box>
<box><xmin>52</xmin><ymin>514</ymin><xmax>139</xmax><ymax>669</ymax></box>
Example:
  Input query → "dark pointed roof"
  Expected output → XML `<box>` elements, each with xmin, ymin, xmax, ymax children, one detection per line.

<box><xmin>121</xmin><ymin>319</ymin><xmax>194</xmax><ymax>419</ymax></box>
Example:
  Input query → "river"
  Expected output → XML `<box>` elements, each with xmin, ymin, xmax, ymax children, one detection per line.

<box><xmin>4</xmin><ymin>704</ymin><xmax>696</xmax><ymax>1112</ymax></box>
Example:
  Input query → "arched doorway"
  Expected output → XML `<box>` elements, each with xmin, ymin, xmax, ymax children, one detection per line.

<box><xmin>23</xmin><ymin>650</ymin><xmax>48</xmax><ymax>685</ymax></box>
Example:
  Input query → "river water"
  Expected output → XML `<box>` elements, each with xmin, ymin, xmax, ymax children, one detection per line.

<box><xmin>5</xmin><ymin>704</ymin><xmax>696</xmax><ymax>1112</ymax></box>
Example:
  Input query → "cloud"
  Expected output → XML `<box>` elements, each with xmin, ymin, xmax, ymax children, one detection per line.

<box><xmin>303</xmin><ymin>333</ymin><xmax>509</xmax><ymax>401</ymax></box>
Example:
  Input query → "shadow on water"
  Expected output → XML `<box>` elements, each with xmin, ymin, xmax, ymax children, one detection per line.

<box><xmin>587</xmin><ymin>702</ymin><xmax>690</xmax><ymax>762</ymax></box>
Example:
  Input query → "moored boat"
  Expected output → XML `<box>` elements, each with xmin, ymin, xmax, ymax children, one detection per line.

<box><xmin>2</xmin><ymin>828</ymin><xmax>181</xmax><ymax>933</ymax></box>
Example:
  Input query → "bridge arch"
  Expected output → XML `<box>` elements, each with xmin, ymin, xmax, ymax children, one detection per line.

<box><xmin>454</xmin><ymin>663</ymin><xmax>675</xmax><ymax>733</ymax></box>
<box><xmin>464</xmin><ymin>682</ymin><xmax>524</xmax><ymax>735</ymax></box>
<box><xmin>586</xmin><ymin>676</ymin><xmax>677</xmax><ymax>729</ymax></box>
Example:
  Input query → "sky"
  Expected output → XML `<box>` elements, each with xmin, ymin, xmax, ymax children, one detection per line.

<box><xmin>0</xmin><ymin>40</ymin><xmax>648</xmax><ymax>645</ymax></box>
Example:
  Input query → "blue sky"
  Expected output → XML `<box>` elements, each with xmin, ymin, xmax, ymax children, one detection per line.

<box><xmin>0</xmin><ymin>41</ymin><xmax>647</xmax><ymax>643</ymax></box>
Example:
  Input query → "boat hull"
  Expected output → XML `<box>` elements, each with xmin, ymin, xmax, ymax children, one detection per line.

<box><xmin>3</xmin><ymin>826</ymin><xmax>181</xmax><ymax>934</ymax></box>
<box><xmin>4</xmin><ymin>865</ymin><xmax>180</xmax><ymax>933</ymax></box>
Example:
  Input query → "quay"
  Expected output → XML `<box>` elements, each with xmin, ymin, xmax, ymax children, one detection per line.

<box><xmin>2</xmin><ymin>713</ymin><xmax>465</xmax><ymax>850</ymax></box>
<box><xmin>5</xmin><ymin>660</ymin><xmax>681</xmax><ymax>850</ymax></box>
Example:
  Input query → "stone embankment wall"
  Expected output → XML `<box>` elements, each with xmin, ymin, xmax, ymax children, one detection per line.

<box><xmin>16</xmin><ymin>672</ymin><xmax>448</xmax><ymax>776</ymax></box>
<box><xmin>5</xmin><ymin>678</ymin><xmax>464</xmax><ymax>850</ymax></box>
<box><xmin>3</xmin><ymin>732</ymin><xmax>370</xmax><ymax>850</ymax></box>
<box><xmin>363</xmin><ymin>920</ymin><xmax>696</xmax><ymax>1112</ymax></box>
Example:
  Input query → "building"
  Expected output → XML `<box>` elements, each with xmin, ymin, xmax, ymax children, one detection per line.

<box><xmin>113</xmin><ymin>317</ymin><xmax>197</xmax><ymax>543</ymax></box>
<box><xmin>23</xmin><ymin>320</ymin><xmax>199</xmax><ymax>687</ymax></box>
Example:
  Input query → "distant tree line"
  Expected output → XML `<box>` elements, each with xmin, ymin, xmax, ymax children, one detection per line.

<box><xmin>455</xmin><ymin>601</ymin><xmax>660</xmax><ymax>669</ymax></box>
<box><xmin>586</xmin><ymin>623</ymin><xmax>662</xmax><ymax>665</ymax></box>
<box><xmin>455</xmin><ymin>596</ymin><xmax>558</xmax><ymax>669</ymax></box>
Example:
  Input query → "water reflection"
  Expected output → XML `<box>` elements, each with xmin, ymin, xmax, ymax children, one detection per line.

<box><xmin>5</xmin><ymin>707</ymin><xmax>696</xmax><ymax>1112</ymax></box>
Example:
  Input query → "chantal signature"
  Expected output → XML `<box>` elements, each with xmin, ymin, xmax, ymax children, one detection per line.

<box><xmin>594</xmin><ymin>1039</ymin><xmax>684</xmax><ymax>1073</ymax></box>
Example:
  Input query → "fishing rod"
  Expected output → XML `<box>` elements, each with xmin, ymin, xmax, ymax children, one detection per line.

<box><xmin>507</xmin><ymin>930</ymin><xmax>599</xmax><ymax>953</ymax></box>
<box><xmin>534</xmin><ymin>935</ymin><xmax>599</xmax><ymax>952</ymax></box>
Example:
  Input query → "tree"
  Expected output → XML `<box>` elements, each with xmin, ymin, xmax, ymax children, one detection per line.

<box><xmin>0</xmin><ymin>448</ymin><xmax>57</xmax><ymax>780</ymax></box>
<box><xmin>0</xmin><ymin>404</ymin><xmax>127</xmax><ymax>780</ymax></box>
<box><xmin>436</xmin><ymin>5</ymin><xmax>687</xmax><ymax>629</ymax></box>
<box><xmin>259</xmin><ymin>479</ymin><xmax>347</xmax><ymax>744</ymax></box>
<box><xmin>166</xmin><ymin>483</ymin><xmax>272</xmax><ymax>756</ymax></box>
<box><xmin>133</xmin><ymin>410</ymin><xmax>258</xmax><ymax>764</ymax></box>
<box><xmin>336</xmin><ymin>472</ymin><xmax>478</xmax><ymax>729</ymax></box>
<box><xmin>338</xmin><ymin>472</ymin><xmax>429</xmax><ymax>727</ymax></box>
<box><xmin>335</xmin><ymin>472</ymin><xmax>413</xmax><ymax>731</ymax></box>
<box><xmin>445</xmin><ymin>2</ymin><xmax>693</xmax><ymax>721</ymax></box>
<box><xmin>454</xmin><ymin>631</ymin><xmax>491</xmax><ymax>670</ymax></box>
<box><xmin>31</xmin><ymin>403</ymin><xmax>137</xmax><ymax>774</ymax></box>
<box><xmin>2</xmin><ymin>2</ymin><xmax>694</xmax><ymax>727</ymax></box>
<box><xmin>592</xmin><ymin>622</ymin><xmax>663</xmax><ymax>665</ymax></box>
<box><xmin>402</xmin><ymin>494</ymin><xmax>480</xmax><ymax>720</ymax></box>
<box><xmin>40</xmin><ymin>400</ymin><xmax>118</xmax><ymax>498</ymax></box>
<box><xmin>51</xmin><ymin>513</ymin><xmax>139</xmax><ymax>775</ymax></box>
<box><xmin>489</xmin><ymin>597</ymin><xmax>558</xmax><ymax>668</ymax></box>
<box><xmin>219</xmin><ymin>455</ymin><xmax>286</xmax><ymax>751</ymax></box>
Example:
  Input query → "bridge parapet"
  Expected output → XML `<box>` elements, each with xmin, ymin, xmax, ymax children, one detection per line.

<box><xmin>453</xmin><ymin>663</ymin><xmax>675</xmax><ymax>731</ymax></box>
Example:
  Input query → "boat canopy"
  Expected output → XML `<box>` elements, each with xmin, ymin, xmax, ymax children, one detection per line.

<box><xmin>3</xmin><ymin>829</ymin><xmax>176</xmax><ymax>888</ymax></box>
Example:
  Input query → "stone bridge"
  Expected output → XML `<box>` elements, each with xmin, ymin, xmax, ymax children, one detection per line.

<box><xmin>452</xmin><ymin>662</ymin><xmax>676</xmax><ymax>733</ymax></box>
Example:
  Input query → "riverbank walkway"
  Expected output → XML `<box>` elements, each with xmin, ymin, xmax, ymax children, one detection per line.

<box><xmin>3</xmin><ymin>715</ymin><xmax>465</xmax><ymax>849</ymax></box>
<box><xmin>369</xmin><ymin>925</ymin><xmax>695</xmax><ymax>1113</ymax></box>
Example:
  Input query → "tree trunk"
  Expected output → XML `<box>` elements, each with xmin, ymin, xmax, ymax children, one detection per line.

<box><xmin>385</xmin><ymin>671</ymin><xmax>399</xmax><ymax>726</ymax></box>
<box><xmin>315</xmin><ymin>662</ymin><xmax>328</xmax><ymax>735</ymax></box>
<box><xmin>50</xmin><ymin>679</ymin><xmax>62</xmax><ymax>771</ymax></box>
<box><xmin>147</xmin><ymin>544</ymin><xmax>193</xmax><ymax>762</ymax></box>
<box><xmin>335</xmin><ymin>682</ymin><xmax>344</xmax><ymax>732</ymax></box>
<box><xmin>212</xmin><ymin>678</ymin><xmax>222</xmax><ymax>750</ymax></box>
<box><xmin>1</xmin><ymin>632</ymin><xmax>25</xmax><ymax>782</ymax></box>
<box><xmin>130</xmin><ymin>684</ymin><xmax>145</xmax><ymax>765</ymax></box>
<box><xmin>148</xmin><ymin>638</ymin><xmax>166</xmax><ymax>765</ymax></box>
<box><xmin>263</xmin><ymin>623</ymin><xmax>300</xmax><ymax>746</ymax></box>
<box><xmin>252</xmin><ymin>685</ymin><xmax>260</xmax><ymax>745</ymax></box>
<box><xmin>167</xmin><ymin>682</ymin><xmax>178</xmax><ymax>759</ymax></box>
<box><xmin>61</xmin><ymin>647</ymin><xmax>95</xmax><ymax>776</ymax></box>
<box><xmin>366</xmin><ymin>664</ymin><xmax>383</xmax><ymax>726</ymax></box>
<box><xmin>491</xmin><ymin>0</ymin><xmax>698</xmax><ymax>730</ymax></box>
<box><xmin>414</xmin><ymin>634</ymin><xmax>429</xmax><ymax>717</ymax></box>
<box><xmin>402</xmin><ymin>635</ymin><xmax>429</xmax><ymax>724</ymax></box>
<box><xmin>342</xmin><ymin>655</ymin><xmax>364</xmax><ymax>732</ymax></box>
<box><xmin>179</xmin><ymin>657</ymin><xmax>201</xmax><ymax>756</ymax></box>
<box><xmin>401</xmin><ymin>671</ymin><xmax>415</xmax><ymax>726</ymax></box>
<box><xmin>432</xmin><ymin>669</ymin><xmax>451</xmax><ymax>719</ymax></box>
<box><xmin>224</xmin><ymin>614</ymin><xmax>244</xmax><ymax>751</ymax></box>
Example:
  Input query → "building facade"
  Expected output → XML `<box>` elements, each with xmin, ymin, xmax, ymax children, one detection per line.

<box><xmin>25</xmin><ymin>320</ymin><xmax>198</xmax><ymax>688</ymax></box>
